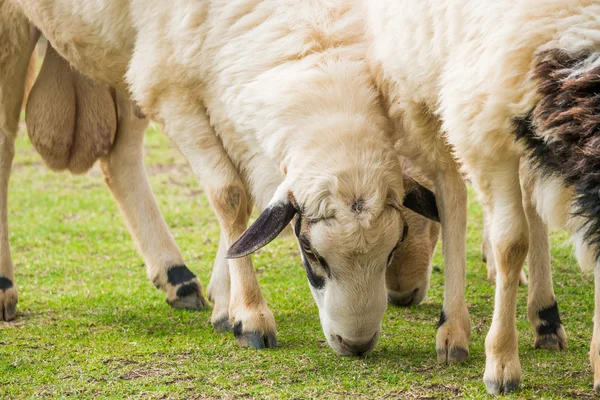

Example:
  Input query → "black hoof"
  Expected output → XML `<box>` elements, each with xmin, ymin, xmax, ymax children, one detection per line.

<box><xmin>594</xmin><ymin>382</ymin><xmax>600</xmax><ymax>394</ymax></box>
<box><xmin>212</xmin><ymin>316</ymin><xmax>232</xmax><ymax>332</ymax></box>
<box><xmin>233</xmin><ymin>322</ymin><xmax>278</xmax><ymax>349</ymax></box>
<box><xmin>505</xmin><ymin>380</ymin><xmax>520</xmax><ymax>394</ymax></box>
<box><xmin>484</xmin><ymin>379</ymin><xmax>520</xmax><ymax>395</ymax></box>
<box><xmin>449</xmin><ymin>347</ymin><xmax>469</xmax><ymax>363</ymax></box>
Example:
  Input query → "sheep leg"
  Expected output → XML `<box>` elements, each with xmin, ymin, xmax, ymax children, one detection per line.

<box><xmin>481</xmin><ymin>216</ymin><xmax>497</xmax><ymax>282</ymax></box>
<box><xmin>475</xmin><ymin>159</ymin><xmax>527</xmax><ymax>395</ymax></box>
<box><xmin>522</xmin><ymin>180</ymin><xmax>566</xmax><ymax>351</ymax></box>
<box><xmin>434</xmin><ymin>167</ymin><xmax>471</xmax><ymax>363</ymax></box>
<box><xmin>99</xmin><ymin>94</ymin><xmax>207</xmax><ymax>310</ymax></box>
<box><xmin>483</xmin><ymin>204</ymin><xmax>527</xmax><ymax>285</ymax></box>
<box><xmin>206</xmin><ymin>231</ymin><xmax>231</xmax><ymax>331</ymax></box>
<box><xmin>590</xmin><ymin>263</ymin><xmax>600</xmax><ymax>392</ymax></box>
<box><xmin>0</xmin><ymin>13</ymin><xmax>37</xmax><ymax>321</ymax></box>
<box><xmin>166</xmin><ymin>105</ymin><xmax>276</xmax><ymax>349</ymax></box>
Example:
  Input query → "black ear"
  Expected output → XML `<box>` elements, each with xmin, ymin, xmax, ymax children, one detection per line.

<box><xmin>402</xmin><ymin>176</ymin><xmax>440</xmax><ymax>222</ymax></box>
<box><xmin>227</xmin><ymin>200</ymin><xmax>297</xmax><ymax>259</ymax></box>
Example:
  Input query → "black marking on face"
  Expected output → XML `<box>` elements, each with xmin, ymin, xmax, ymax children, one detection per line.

<box><xmin>167</xmin><ymin>265</ymin><xmax>197</xmax><ymax>286</ymax></box>
<box><xmin>293</xmin><ymin>215</ymin><xmax>302</xmax><ymax>237</ymax></box>
<box><xmin>299</xmin><ymin>232</ymin><xmax>331</xmax><ymax>278</ymax></box>
<box><xmin>302</xmin><ymin>252</ymin><xmax>326</xmax><ymax>290</ymax></box>
<box><xmin>437</xmin><ymin>310</ymin><xmax>447</xmax><ymax>328</ymax></box>
<box><xmin>0</xmin><ymin>277</ymin><xmax>13</xmax><ymax>291</ymax></box>
<box><xmin>296</xmin><ymin>215</ymin><xmax>330</xmax><ymax>286</ymax></box>
<box><xmin>536</xmin><ymin>302</ymin><xmax>563</xmax><ymax>336</ymax></box>
<box><xmin>233</xmin><ymin>321</ymin><xmax>243</xmax><ymax>337</ymax></box>
<box><xmin>176</xmin><ymin>282</ymin><xmax>200</xmax><ymax>298</ymax></box>
<box><xmin>316</xmin><ymin>255</ymin><xmax>331</xmax><ymax>277</ymax></box>
<box><xmin>515</xmin><ymin>49</ymin><xmax>600</xmax><ymax>259</ymax></box>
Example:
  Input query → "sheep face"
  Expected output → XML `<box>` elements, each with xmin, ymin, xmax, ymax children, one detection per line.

<box><xmin>228</xmin><ymin>161</ymin><xmax>439</xmax><ymax>356</ymax></box>
<box><xmin>292</xmin><ymin>203</ymin><xmax>403</xmax><ymax>356</ymax></box>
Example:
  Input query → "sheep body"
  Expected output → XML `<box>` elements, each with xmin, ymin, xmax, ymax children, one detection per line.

<box><xmin>364</xmin><ymin>0</ymin><xmax>600</xmax><ymax>394</ymax></box>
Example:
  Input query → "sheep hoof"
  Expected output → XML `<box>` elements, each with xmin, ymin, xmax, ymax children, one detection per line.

<box><xmin>0</xmin><ymin>277</ymin><xmax>17</xmax><ymax>321</ymax></box>
<box><xmin>436</xmin><ymin>309</ymin><xmax>470</xmax><ymax>363</ymax></box>
<box><xmin>449</xmin><ymin>347</ymin><xmax>469</xmax><ymax>363</ymax></box>
<box><xmin>484</xmin><ymin>380</ymin><xmax>501</xmax><ymax>396</ymax></box>
<box><xmin>212</xmin><ymin>315</ymin><xmax>232</xmax><ymax>332</ymax></box>
<box><xmin>484</xmin><ymin>379</ymin><xmax>520</xmax><ymax>396</ymax></box>
<box><xmin>233</xmin><ymin>322</ymin><xmax>278</xmax><ymax>349</ymax></box>
<box><xmin>532</xmin><ymin>302</ymin><xmax>567</xmax><ymax>351</ymax></box>
<box><xmin>534</xmin><ymin>331</ymin><xmax>567</xmax><ymax>351</ymax></box>
<box><xmin>163</xmin><ymin>266</ymin><xmax>208</xmax><ymax>310</ymax></box>
<box><xmin>168</xmin><ymin>290</ymin><xmax>208</xmax><ymax>310</ymax></box>
<box><xmin>483</xmin><ymin>338</ymin><xmax>521</xmax><ymax>395</ymax></box>
<box><xmin>230</xmin><ymin>304</ymin><xmax>277</xmax><ymax>349</ymax></box>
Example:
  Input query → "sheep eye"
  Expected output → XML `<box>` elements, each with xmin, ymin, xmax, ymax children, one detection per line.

<box><xmin>299</xmin><ymin>237</ymin><xmax>313</xmax><ymax>255</ymax></box>
<box><xmin>387</xmin><ymin>243</ymin><xmax>399</xmax><ymax>266</ymax></box>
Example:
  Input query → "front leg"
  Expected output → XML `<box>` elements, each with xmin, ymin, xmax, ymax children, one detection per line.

<box><xmin>434</xmin><ymin>167</ymin><xmax>471</xmax><ymax>363</ymax></box>
<box><xmin>472</xmin><ymin>158</ymin><xmax>527</xmax><ymax>395</ymax></box>
<box><xmin>100</xmin><ymin>94</ymin><xmax>207</xmax><ymax>310</ymax></box>
<box><xmin>167</xmin><ymin>104</ymin><xmax>276</xmax><ymax>349</ymax></box>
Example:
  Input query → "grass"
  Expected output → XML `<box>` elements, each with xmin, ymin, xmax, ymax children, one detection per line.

<box><xmin>0</xmin><ymin>124</ymin><xmax>596</xmax><ymax>399</ymax></box>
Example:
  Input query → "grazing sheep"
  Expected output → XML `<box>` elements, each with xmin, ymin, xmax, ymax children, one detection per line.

<box><xmin>0</xmin><ymin>13</ymin><xmax>208</xmax><ymax>321</ymax></box>
<box><xmin>363</xmin><ymin>0</ymin><xmax>600</xmax><ymax>394</ymax></box>
<box><xmin>3</xmin><ymin>0</ymin><xmax>441</xmax><ymax>354</ymax></box>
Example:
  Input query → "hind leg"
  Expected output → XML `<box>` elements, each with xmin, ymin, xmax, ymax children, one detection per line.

<box><xmin>522</xmin><ymin>174</ymin><xmax>566</xmax><ymax>351</ymax></box>
<box><xmin>0</xmin><ymin>9</ymin><xmax>37</xmax><ymax>321</ymax></box>
<box><xmin>99</xmin><ymin>93</ymin><xmax>207</xmax><ymax>310</ymax></box>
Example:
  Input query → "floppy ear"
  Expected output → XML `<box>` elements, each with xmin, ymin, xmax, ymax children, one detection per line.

<box><xmin>227</xmin><ymin>194</ymin><xmax>297</xmax><ymax>259</ymax></box>
<box><xmin>402</xmin><ymin>175</ymin><xmax>440</xmax><ymax>222</ymax></box>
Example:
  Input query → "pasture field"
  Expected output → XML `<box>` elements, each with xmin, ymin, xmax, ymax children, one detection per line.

<box><xmin>0</xmin><ymin>126</ymin><xmax>595</xmax><ymax>399</ymax></box>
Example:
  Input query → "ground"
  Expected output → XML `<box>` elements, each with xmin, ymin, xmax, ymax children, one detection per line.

<box><xmin>0</xmin><ymin>126</ymin><xmax>595</xmax><ymax>399</ymax></box>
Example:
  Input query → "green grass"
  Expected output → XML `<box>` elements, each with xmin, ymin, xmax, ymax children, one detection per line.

<box><xmin>0</xmin><ymin>124</ymin><xmax>595</xmax><ymax>399</ymax></box>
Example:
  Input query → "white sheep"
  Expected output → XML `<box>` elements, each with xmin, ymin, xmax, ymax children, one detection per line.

<box><xmin>364</xmin><ymin>0</ymin><xmax>600</xmax><ymax>394</ymax></box>
<box><xmin>0</xmin><ymin>11</ymin><xmax>209</xmax><ymax>320</ymax></box>
<box><xmin>3</xmin><ymin>0</ymin><xmax>442</xmax><ymax>354</ymax></box>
